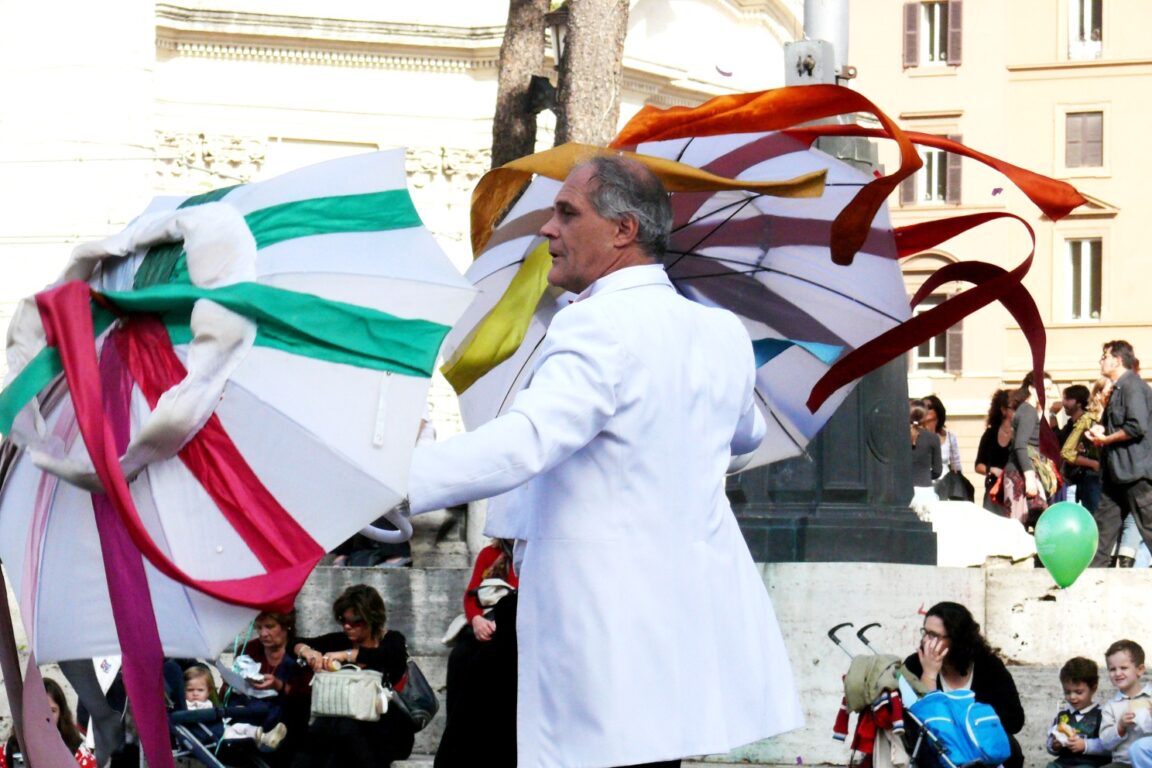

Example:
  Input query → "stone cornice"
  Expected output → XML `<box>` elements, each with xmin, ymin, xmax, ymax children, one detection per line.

<box><xmin>155</xmin><ymin>37</ymin><xmax>499</xmax><ymax>72</ymax></box>
<box><xmin>156</xmin><ymin>3</ymin><xmax>505</xmax><ymax>49</ymax></box>
<box><xmin>155</xmin><ymin>3</ymin><xmax>504</xmax><ymax>71</ymax></box>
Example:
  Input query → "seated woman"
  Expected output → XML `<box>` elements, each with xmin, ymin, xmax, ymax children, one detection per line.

<box><xmin>0</xmin><ymin>677</ymin><xmax>97</xmax><ymax>768</ymax></box>
<box><xmin>435</xmin><ymin>539</ymin><xmax>519</xmax><ymax>768</ymax></box>
<box><xmin>904</xmin><ymin>601</ymin><xmax>1025</xmax><ymax>768</ymax></box>
<box><xmin>221</xmin><ymin>610</ymin><xmax>312</xmax><ymax>762</ymax></box>
<box><xmin>291</xmin><ymin>584</ymin><xmax>414</xmax><ymax>768</ymax></box>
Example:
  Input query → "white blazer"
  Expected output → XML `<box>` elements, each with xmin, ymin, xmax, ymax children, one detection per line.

<box><xmin>409</xmin><ymin>264</ymin><xmax>803</xmax><ymax>767</ymax></box>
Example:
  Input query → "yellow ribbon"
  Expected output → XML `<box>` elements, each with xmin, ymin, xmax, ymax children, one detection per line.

<box><xmin>449</xmin><ymin>142</ymin><xmax>829</xmax><ymax>394</ymax></box>
<box><xmin>441</xmin><ymin>240</ymin><xmax>553</xmax><ymax>393</ymax></box>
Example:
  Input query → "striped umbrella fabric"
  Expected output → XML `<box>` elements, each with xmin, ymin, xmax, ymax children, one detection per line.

<box><xmin>440</xmin><ymin>134</ymin><xmax>905</xmax><ymax>468</ymax></box>
<box><xmin>0</xmin><ymin>149</ymin><xmax>474</xmax><ymax>768</ymax></box>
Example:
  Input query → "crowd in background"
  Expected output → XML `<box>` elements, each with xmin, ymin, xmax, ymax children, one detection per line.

<box><xmin>910</xmin><ymin>339</ymin><xmax>1152</xmax><ymax>568</ymax></box>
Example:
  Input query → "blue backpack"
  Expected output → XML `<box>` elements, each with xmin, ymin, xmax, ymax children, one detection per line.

<box><xmin>908</xmin><ymin>690</ymin><xmax>1012</xmax><ymax>767</ymax></box>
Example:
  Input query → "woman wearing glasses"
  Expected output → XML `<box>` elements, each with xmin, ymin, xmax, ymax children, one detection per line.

<box><xmin>292</xmin><ymin>584</ymin><xmax>415</xmax><ymax>768</ymax></box>
<box><xmin>903</xmin><ymin>601</ymin><xmax>1025</xmax><ymax>768</ymax></box>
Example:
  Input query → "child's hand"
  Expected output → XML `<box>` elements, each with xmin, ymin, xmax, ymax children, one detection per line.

<box><xmin>1066</xmin><ymin>734</ymin><xmax>1086</xmax><ymax>753</ymax></box>
<box><xmin>1119</xmin><ymin>710</ymin><xmax>1137</xmax><ymax>735</ymax></box>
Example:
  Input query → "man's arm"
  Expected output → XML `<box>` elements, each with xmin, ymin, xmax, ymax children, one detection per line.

<box><xmin>408</xmin><ymin>305</ymin><xmax>623</xmax><ymax>514</ymax></box>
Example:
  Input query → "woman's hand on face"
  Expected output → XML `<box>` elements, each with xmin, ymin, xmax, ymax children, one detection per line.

<box><xmin>471</xmin><ymin>615</ymin><xmax>497</xmax><ymax>642</ymax></box>
<box><xmin>917</xmin><ymin>635</ymin><xmax>948</xmax><ymax>678</ymax></box>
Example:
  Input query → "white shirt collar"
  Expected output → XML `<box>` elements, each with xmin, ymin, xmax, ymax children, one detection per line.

<box><xmin>573</xmin><ymin>263</ymin><xmax>671</xmax><ymax>302</ymax></box>
<box><xmin>1112</xmin><ymin>683</ymin><xmax>1152</xmax><ymax>701</ymax></box>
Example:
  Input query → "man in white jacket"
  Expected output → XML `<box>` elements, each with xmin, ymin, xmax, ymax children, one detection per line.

<box><xmin>409</xmin><ymin>155</ymin><xmax>802</xmax><ymax>768</ymax></box>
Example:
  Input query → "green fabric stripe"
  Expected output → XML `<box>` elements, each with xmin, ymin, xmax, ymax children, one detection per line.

<box><xmin>243</xmin><ymin>189</ymin><xmax>422</xmax><ymax>250</ymax></box>
<box><xmin>0</xmin><ymin>309</ymin><xmax>118</xmax><ymax>433</ymax></box>
<box><xmin>133</xmin><ymin>189</ymin><xmax>421</xmax><ymax>290</ymax></box>
<box><xmin>0</xmin><ymin>283</ymin><xmax>449</xmax><ymax>434</ymax></box>
<box><xmin>135</xmin><ymin>185</ymin><xmax>242</xmax><ymax>289</ymax></box>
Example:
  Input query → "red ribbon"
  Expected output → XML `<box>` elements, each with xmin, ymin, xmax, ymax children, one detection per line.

<box><xmin>34</xmin><ymin>281</ymin><xmax>324</xmax><ymax>609</ymax></box>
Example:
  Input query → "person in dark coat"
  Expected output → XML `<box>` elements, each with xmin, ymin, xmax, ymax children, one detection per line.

<box><xmin>904</xmin><ymin>601</ymin><xmax>1025</xmax><ymax>768</ymax></box>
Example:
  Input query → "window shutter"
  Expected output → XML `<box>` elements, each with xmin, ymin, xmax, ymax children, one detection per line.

<box><xmin>1085</xmin><ymin>111</ymin><xmax>1103</xmax><ymax>166</ymax></box>
<box><xmin>903</xmin><ymin>3</ymin><xmax>920</xmax><ymax>68</ymax></box>
<box><xmin>945</xmin><ymin>133</ymin><xmax>962</xmax><ymax>205</ymax></box>
<box><xmin>945</xmin><ymin>315</ymin><xmax>963</xmax><ymax>373</ymax></box>
<box><xmin>900</xmin><ymin>174</ymin><xmax>916</xmax><ymax>206</ymax></box>
<box><xmin>947</xmin><ymin>0</ymin><xmax>963</xmax><ymax>65</ymax></box>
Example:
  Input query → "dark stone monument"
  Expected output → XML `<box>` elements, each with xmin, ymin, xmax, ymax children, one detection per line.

<box><xmin>730</xmin><ymin>357</ymin><xmax>937</xmax><ymax>564</ymax></box>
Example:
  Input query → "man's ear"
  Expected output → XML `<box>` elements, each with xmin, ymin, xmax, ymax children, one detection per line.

<box><xmin>612</xmin><ymin>214</ymin><xmax>640</xmax><ymax>248</ymax></box>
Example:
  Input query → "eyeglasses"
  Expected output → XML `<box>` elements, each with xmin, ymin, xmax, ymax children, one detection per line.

<box><xmin>337</xmin><ymin>615</ymin><xmax>366</xmax><ymax>628</ymax></box>
<box><xmin>920</xmin><ymin>628</ymin><xmax>949</xmax><ymax>641</ymax></box>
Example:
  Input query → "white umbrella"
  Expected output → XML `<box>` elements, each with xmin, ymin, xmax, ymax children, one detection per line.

<box><xmin>0</xmin><ymin>148</ymin><xmax>474</xmax><ymax>768</ymax></box>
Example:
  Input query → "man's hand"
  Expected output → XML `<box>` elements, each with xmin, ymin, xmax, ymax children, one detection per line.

<box><xmin>471</xmin><ymin>615</ymin><xmax>497</xmax><ymax>642</ymax></box>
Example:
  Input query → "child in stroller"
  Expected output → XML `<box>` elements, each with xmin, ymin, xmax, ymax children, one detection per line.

<box><xmin>166</xmin><ymin>661</ymin><xmax>285</xmax><ymax>768</ymax></box>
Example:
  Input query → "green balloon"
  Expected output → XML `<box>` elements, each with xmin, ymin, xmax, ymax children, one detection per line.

<box><xmin>1035</xmin><ymin>501</ymin><xmax>1099</xmax><ymax>587</ymax></box>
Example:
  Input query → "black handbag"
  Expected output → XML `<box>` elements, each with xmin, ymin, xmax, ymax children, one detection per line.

<box><xmin>389</xmin><ymin>659</ymin><xmax>439</xmax><ymax>731</ymax></box>
<box><xmin>934</xmin><ymin>470</ymin><xmax>975</xmax><ymax>502</ymax></box>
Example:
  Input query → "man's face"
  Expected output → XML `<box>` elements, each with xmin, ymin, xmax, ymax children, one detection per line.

<box><xmin>540</xmin><ymin>166</ymin><xmax>623</xmax><ymax>294</ymax></box>
<box><xmin>1063</xmin><ymin>396</ymin><xmax>1079</xmax><ymax>417</ymax></box>
<box><xmin>1101</xmin><ymin>348</ymin><xmax>1123</xmax><ymax>380</ymax></box>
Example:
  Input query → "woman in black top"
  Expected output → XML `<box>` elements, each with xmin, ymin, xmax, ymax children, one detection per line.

<box><xmin>292</xmin><ymin>584</ymin><xmax>414</xmax><ymax>768</ymax></box>
<box><xmin>904</xmin><ymin>601</ymin><xmax>1025</xmax><ymax>768</ymax></box>
<box><xmin>974</xmin><ymin>389</ymin><xmax>1013</xmax><ymax>513</ymax></box>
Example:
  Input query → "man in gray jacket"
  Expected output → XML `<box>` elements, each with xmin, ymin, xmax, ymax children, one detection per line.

<box><xmin>1087</xmin><ymin>340</ymin><xmax>1152</xmax><ymax>566</ymax></box>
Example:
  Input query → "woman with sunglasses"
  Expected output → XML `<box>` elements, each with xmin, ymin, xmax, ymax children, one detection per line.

<box><xmin>903</xmin><ymin>601</ymin><xmax>1025</xmax><ymax>768</ymax></box>
<box><xmin>292</xmin><ymin>584</ymin><xmax>414</xmax><ymax>768</ymax></box>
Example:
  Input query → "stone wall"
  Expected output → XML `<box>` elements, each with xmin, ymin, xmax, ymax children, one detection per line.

<box><xmin>296</xmin><ymin>562</ymin><xmax>1152</xmax><ymax>767</ymax></box>
<box><xmin>0</xmin><ymin>557</ymin><xmax>1135</xmax><ymax>762</ymax></box>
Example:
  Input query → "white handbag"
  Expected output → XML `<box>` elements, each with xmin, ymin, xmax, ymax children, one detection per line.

<box><xmin>310</xmin><ymin>664</ymin><xmax>386</xmax><ymax>721</ymax></box>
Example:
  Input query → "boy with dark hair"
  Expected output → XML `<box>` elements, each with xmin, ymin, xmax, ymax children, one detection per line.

<box><xmin>1047</xmin><ymin>656</ymin><xmax>1110</xmax><ymax>767</ymax></box>
<box><xmin>1101</xmin><ymin>640</ymin><xmax>1152</xmax><ymax>766</ymax></box>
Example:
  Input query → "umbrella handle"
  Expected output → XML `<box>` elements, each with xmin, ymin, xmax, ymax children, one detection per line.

<box><xmin>358</xmin><ymin>501</ymin><xmax>414</xmax><ymax>544</ymax></box>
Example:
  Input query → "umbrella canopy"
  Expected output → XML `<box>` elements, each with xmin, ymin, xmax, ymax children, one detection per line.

<box><xmin>0</xmin><ymin>148</ymin><xmax>475</xmax><ymax>661</ymax></box>
<box><xmin>441</xmin><ymin>86</ymin><xmax>1087</xmax><ymax>470</ymax></box>
<box><xmin>442</xmin><ymin>134</ymin><xmax>906</xmax><ymax>468</ymax></box>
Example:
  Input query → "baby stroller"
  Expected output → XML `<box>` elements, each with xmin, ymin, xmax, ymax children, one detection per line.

<box><xmin>164</xmin><ymin>661</ymin><xmax>276</xmax><ymax>768</ymax></box>
<box><xmin>829</xmin><ymin>623</ymin><xmax>1012</xmax><ymax>768</ymax></box>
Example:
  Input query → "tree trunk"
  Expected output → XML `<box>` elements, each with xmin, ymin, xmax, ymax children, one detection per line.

<box><xmin>491</xmin><ymin>0</ymin><xmax>549</xmax><ymax>169</ymax></box>
<box><xmin>555</xmin><ymin>0</ymin><xmax>629</xmax><ymax>147</ymax></box>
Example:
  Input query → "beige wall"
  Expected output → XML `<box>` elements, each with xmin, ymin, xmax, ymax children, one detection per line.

<box><xmin>850</xmin><ymin>0</ymin><xmax>1152</xmax><ymax>466</ymax></box>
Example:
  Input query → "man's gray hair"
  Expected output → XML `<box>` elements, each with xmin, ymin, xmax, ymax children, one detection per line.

<box><xmin>581</xmin><ymin>155</ymin><xmax>673</xmax><ymax>260</ymax></box>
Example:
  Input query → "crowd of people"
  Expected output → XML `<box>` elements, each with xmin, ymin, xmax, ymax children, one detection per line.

<box><xmin>910</xmin><ymin>339</ymin><xmax>1152</xmax><ymax>568</ymax></box>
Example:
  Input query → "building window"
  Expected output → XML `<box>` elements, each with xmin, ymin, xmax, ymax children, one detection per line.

<box><xmin>900</xmin><ymin>135</ymin><xmax>962</xmax><ymax>206</ymax></box>
<box><xmin>903</xmin><ymin>0</ymin><xmax>962</xmax><ymax>68</ymax></box>
<box><xmin>1066</xmin><ymin>238</ymin><xmax>1102</xmax><ymax>321</ymax></box>
<box><xmin>1068</xmin><ymin>0</ymin><xmax>1103</xmax><ymax>60</ymax></box>
<box><xmin>911</xmin><ymin>296</ymin><xmax>962</xmax><ymax>373</ymax></box>
<box><xmin>1065</xmin><ymin>111</ymin><xmax>1103</xmax><ymax>168</ymax></box>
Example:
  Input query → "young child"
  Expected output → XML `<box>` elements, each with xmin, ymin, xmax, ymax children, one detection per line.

<box><xmin>1046</xmin><ymin>656</ymin><xmax>1110</xmax><ymax>767</ymax></box>
<box><xmin>1100</xmin><ymin>640</ymin><xmax>1152</xmax><ymax>766</ymax></box>
<box><xmin>184</xmin><ymin>666</ymin><xmax>287</xmax><ymax>751</ymax></box>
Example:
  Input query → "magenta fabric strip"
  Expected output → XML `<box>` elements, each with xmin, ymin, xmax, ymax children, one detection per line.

<box><xmin>88</xmin><ymin>336</ymin><xmax>173</xmax><ymax>768</ymax></box>
<box><xmin>22</xmin><ymin>655</ymin><xmax>85</xmax><ymax>767</ymax></box>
